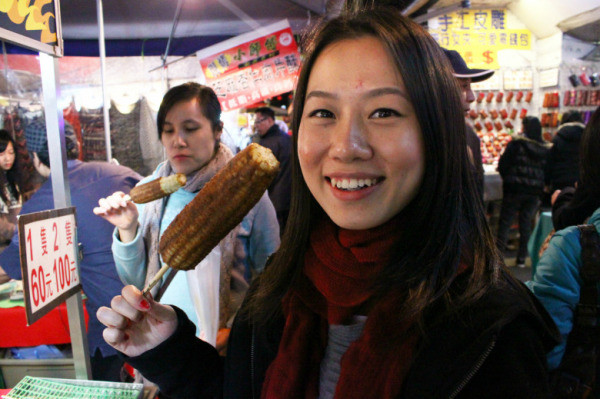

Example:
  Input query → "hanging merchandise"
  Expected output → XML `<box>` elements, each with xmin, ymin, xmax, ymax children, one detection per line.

<box><xmin>109</xmin><ymin>100</ymin><xmax>146</xmax><ymax>175</ymax></box>
<box><xmin>79</xmin><ymin>107</ymin><xmax>107</xmax><ymax>162</ymax></box>
<box><xmin>63</xmin><ymin>102</ymin><xmax>84</xmax><ymax>161</ymax></box>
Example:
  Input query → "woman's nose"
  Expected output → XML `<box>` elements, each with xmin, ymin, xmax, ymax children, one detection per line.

<box><xmin>174</xmin><ymin>130</ymin><xmax>187</xmax><ymax>147</ymax></box>
<box><xmin>328</xmin><ymin>119</ymin><xmax>372</xmax><ymax>162</ymax></box>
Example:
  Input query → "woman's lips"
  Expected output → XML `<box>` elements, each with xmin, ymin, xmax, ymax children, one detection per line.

<box><xmin>326</xmin><ymin>176</ymin><xmax>383</xmax><ymax>200</ymax></box>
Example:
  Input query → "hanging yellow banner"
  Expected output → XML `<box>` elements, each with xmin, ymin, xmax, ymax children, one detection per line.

<box><xmin>428</xmin><ymin>9</ymin><xmax>531</xmax><ymax>70</ymax></box>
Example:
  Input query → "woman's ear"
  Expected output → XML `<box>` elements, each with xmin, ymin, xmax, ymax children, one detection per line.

<box><xmin>214</xmin><ymin>121</ymin><xmax>224</xmax><ymax>140</ymax></box>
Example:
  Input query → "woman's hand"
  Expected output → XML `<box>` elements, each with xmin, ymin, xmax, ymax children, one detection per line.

<box><xmin>93</xmin><ymin>191</ymin><xmax>139</xmax><ymax>242</ymax></box>
<box><xmin>96</xmin><ymin>285</ymin><xmax>177</xmax><ymax>357</ymax></box>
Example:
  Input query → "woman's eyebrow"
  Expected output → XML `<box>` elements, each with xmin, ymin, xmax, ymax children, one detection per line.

<box><xmin>305</xmin><ymin>90</ymin><xmax>337</xmax><ymax>101</ymax></box>
<box><xmin>364</xmin><ymin>87</ymin><xmax>408</xmax><ymax>100</ymax></box>
<box><xmin>305</xmin><ymin>87</ymin><xmax>408</xmax><ymax>101</ymax></box>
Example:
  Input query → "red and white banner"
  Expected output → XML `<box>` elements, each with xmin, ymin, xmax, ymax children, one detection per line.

<box><xmin>196</xmin><ymin>20</ymin><xmax>300</xmax><ymax>112</ymax></box>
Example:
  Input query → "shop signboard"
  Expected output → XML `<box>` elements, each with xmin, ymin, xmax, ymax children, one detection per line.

<box><xmin>428</xmin><ymin>9</ymin><xmax>531</xmax><ymax>70</ymax></box>
<box><xmin>503</xmin><ymin>69</ymin><xmax>534</xmax><ymax>90</ymax></box>
<box><xmin>0</xmin><ymin>0</ymin><xmax>63</xmax><ymax>56</ymax></box>
<box><xmin>196</xmin><ymin>20</ymin><xmax>300</xmax><ymax>112</ymax></box>
<box><xmin>18</xmin><ymin>207</ymin><xmax>81</xmax><ymax>325</ymax></box>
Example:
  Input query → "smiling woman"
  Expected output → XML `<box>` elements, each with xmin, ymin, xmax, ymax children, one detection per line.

<box><xmin>298</xmin><ymin>36</ymin><xmax>424</xmax><ymax>230</ymax></box>
<box><xmin>96</xmin><ymin>6</ymin><xmax>559</xmax><ymax>398</ymax></box>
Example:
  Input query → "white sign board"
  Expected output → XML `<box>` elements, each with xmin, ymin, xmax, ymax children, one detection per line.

<box><xmin>18</xmin><ymin>207</ymin><xmax>81</xmax><ymax>325</ymax></box>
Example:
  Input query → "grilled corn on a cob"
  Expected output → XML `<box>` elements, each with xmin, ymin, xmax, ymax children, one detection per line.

<box><xmin>159</xmin><ymin>143</ymin><xmax>279</xmax><ymax>271</ymax></box>
<box><xmin>129</xmin><ymin>173</ymin><xmax>186</xmax><ymax>204</ymax></box>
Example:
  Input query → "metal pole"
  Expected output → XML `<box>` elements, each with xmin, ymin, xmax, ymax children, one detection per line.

<box><xmin>39</xmin><ymin>52</ymin><xmax>91</xmax><ymax>380</ymax></box>
<box><xmin>96</xmin><ymin>0</ymin><xmax>112</xmax><ymax>161</ymax></box>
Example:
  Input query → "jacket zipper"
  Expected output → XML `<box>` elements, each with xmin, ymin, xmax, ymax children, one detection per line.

<box><xmin>251</xmin><ymin>325</ymin><xmax>256</xmax><ymax>399</ymax></box>
<box><xmin>448</xmin><ymin>337</ymin><xmax>497</xmax><ymax>399</ymax></box>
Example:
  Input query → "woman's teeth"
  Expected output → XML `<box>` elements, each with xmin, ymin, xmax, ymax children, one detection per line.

<box><xmin>330</xmin><ymin>178</ymin><xmax>377</xmax><ymax>191</ymax></box>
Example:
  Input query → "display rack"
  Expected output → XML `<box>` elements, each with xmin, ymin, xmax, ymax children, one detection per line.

<box><xmin>4</xmin><ymin>376</ymin><xmax>143</xmax><ymax>399</ymax></box>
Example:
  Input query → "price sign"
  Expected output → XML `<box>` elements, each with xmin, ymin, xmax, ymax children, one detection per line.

<box><xmin>18</xmin><ymin>207</ymin><xmax>81</xmax><ymax>325</ymax></box>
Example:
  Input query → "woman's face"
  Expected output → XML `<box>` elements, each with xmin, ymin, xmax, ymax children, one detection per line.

<box><xmin>298</xmin><ymin>36</ymin><xmax>425</xmax><ymax>230</ymax></box>
<box><xmin>161</xmin><ymin>98</ymin><xmax>221</xmax><ymax>176</ymax></box>
<box><xmin>0</xmin><ymin>142</ymin><xmax>15</xmax><ymax>171</ymax></box>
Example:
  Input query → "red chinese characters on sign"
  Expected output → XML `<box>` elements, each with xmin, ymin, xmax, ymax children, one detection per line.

<box><xmin>19</xmin><ymin>208</ymin><xmax>81</xmax><ymax>324</ymax></box>
<box><xmin>197</xmin><ymin>21</ymin><xmax>300</xmax><ymax>112</ymax></box>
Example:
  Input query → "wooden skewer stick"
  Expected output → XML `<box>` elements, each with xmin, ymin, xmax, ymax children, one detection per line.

<box><xmin>142</xmin><ymin>264</ymin><xmax>170</xmax><ymax>297</ymax></box>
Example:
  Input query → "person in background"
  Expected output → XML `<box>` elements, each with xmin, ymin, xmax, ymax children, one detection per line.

<box><xmin>545</xmin><ymin>110</ymin><xmax>585</xmax><ymax>194</ymax></box>
<box><xmin>442</xmin><ymin>49</ymin><xmax>494</xmax><ymax>202</ymax></box>
<box><xmin>96</xmin><ymin>7</ymin><xmax>558</xmax><ymax>398</ymax></box>
<box><xmin>94</xmin><ymin>82</ymin><xmax>279</xmax><ymax>355</ymax></box>
<box><xmin>551</xmin><ymin>106</ymin><xmax>600</xmax><ymax>230</ymax></box>
<box><xmin>253</xmin><ymin>106</ymin><xmax>292</xmax><ymax>234</ymax></box>
<box><xmin>496</xmin><ymin>116</ymin><xmax>550</xmax><ymax>268</ymax></box>
<box><xmin>526</xmin><ymin>107</ymin><xmax>600</xmax><ymax>375</ymax></box>
<box><xmin>0</xmin><ymin>130</ymin><xmax>25</xmax><ymax>254</ymax></box>
<box><xmin>0</xmin><ymin>130</ymin><xmax>142</xmax><ymax>382</ymax></box>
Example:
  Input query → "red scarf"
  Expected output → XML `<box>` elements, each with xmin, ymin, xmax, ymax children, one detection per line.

<box><xmin>261</xmin><ymin>216</ymin><xmax>419</xmax><ymax>399</ymax></box>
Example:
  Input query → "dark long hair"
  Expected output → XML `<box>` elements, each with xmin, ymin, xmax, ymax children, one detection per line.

<box><xmin>248</xmin><ymin>7</ymin><xmax>501</xmax><ymax>326</ymax></box>
<box><xmin>0</xmin><ymin>129</ymin><xmax>23</xmax><ymax>205</ymax></box>
<box><xmin>156</xmin><ymin>82</ymin><xmax>223</xmax><ymax>140</ymax></box>
<box><xmin>580</xmin><ymin>106</ymin><xmax>600</xmax><ymax>194</ymax></box>
<box><xmin>522</xmin><ymin>116</ymin><xmax>543</xmax><ymax>142</ymax></box>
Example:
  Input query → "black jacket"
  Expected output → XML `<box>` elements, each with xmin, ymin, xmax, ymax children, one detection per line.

<box><xmin>545</xmin><ymin>122</ymin><xmax>585</xmax><ymax>191</ymax></box>
<box><xmin>124</xmin><ymin>271</ymin><xmax>559</xmax><ymax>399</ymax></box>
<box><xmin>257</xmin><ymin>125</ymin><xmax>292</xmax><ymax>217</ymax></box>
<box><xmin>552</xmin><ymin>185</ymin><xmax>600</xmax><ymax>230</ymax></box>
<box><xmin>498</xmin><ymin>136</ymin><xmax>550</xmax><ymax>196</ymax></box>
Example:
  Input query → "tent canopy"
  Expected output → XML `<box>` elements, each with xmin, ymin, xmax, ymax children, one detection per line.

<box><xmin>3</xmin><ymin>0</ymin><xmax>598</xmax><ymax>57</ymax></box>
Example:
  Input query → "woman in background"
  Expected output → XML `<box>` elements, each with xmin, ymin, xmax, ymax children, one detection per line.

<box><xmin>97</xmin><ymin>6</ymin><xmax>558</xmax><ymax>398</ymax></box>
<box><xmin>0</xmin><ymin>129</ymin><xmax>24</xmax><ymax>250</ymax></box>
<box><xmin>94</xmin><ymin>83</ymin><xmax>280</xmax><ymax>353</ymax></box>
<box><xmin>551</xmin><ymin>106</ymin><xmax>600</xmax><ymax>230</ymax></box>
<box><xmin>528</xmin><ymin>106</ymin><xmax>600</xmax><ymax>371</ymax></box>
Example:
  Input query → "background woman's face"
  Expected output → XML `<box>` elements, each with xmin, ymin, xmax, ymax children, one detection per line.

<box><xmin>0</xmin><ymin>142</ymin><xmax>15</xmax><ymax>171</ymax></box>
<box><xmin>298</xmin><ymin>36</ymin><xmax>425</xmax><ymax>230</ymax></box>
<box><xmin>161</xmin><ymin>98</ymin><xmax>221</xmax><ymax>176</ymax></box>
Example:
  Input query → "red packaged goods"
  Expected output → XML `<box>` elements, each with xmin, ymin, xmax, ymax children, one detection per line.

<box><xmin>479</xmin><ymin>109</ymin><xmax>488</xmax><ymax>118</ymax></box>
<box><xmin>486</xmin><ymin>92</ymin><xmax>495</xmax><ymax>103</ymax></box>
<box><xmin>543</xmin><ymin>93</ymin><xmax>549</xmax><ymax>108</ymax></box>
<box><xmin>490</xmin><ymin>109</ymin><xmax>499</xmax><ymax>119</ymax></box>
<box><xmin>476</xmin><ymin>92</ymin><xmax>485</xmax><ymax>103</ymax></box>
<box><xmin>468</xmin><ymin>109</ymin><xmax>478</xmax><ymax>120</ymax></box>
<box><xmin>510</xmin><ymin>108</ymin><xmax>518</xmax><ymax>119</ymax></box>
<box><xmin>485</xmin><ymin>121</ymin><xmax>494</xmax><ymax>131</ymax></box>
<box><xmin>525</xmin><ymin>91</ymin><xmax>533</xmax><ymax>103</ymax></box>
<box><xmin>504</xmin><ymin>120</ymin><xmax>513</xmax><ymax>129</ymax></box>
<box><xmin>500</xmin><ymin>109</ymin><xmax>508</xmax><ymax>119</ymax></box>
<box><xmin>552</xmin><ymin>92</ymin><xmax>560</xmax><ymax>107</ymax></box>
<box><xmin>563</xmin><ymin>90</ymin><xmax>571</xmax><ymax>106</ymax></box>
<box><xmin>515</xmin><ymin>91</ymin><xmax>524</xmax><ymax>102</ymax></box>
<box><xmin>541</xmin><ymin>113</ymin><xmax>549</xmax><ymax>127</ymax></box>
<box><xmin>505</xmin><ymin>91</ymin><xmax>514</xmax><ymax>102</ymax></box>
<box><xmin>494</xmin><ymin>121</ymin><xmax>503</xmax><ymax>131</ymax></box>
<box><xmin>580</xmin><ymin>73</ymin><xmax>591</xmax><ymax>86</ymax></box>
<box><xmin>519</xmin><ymin>108</ymin><xmax>528</xmax><ymax>119</ymax></box>
<box><xmin>496</xmin><ymin>92</ymin><xmax>504</xmax><ymax>102</ymax></box>
<box><xmin>551</xmin><ymin>112</ymin><xmax>558</xmax><ymax>127</ymax></box>
<box><xmin>474</xmin><ymin>121</ymin><xmax>483</xmax><ymax>131</ymax></box>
